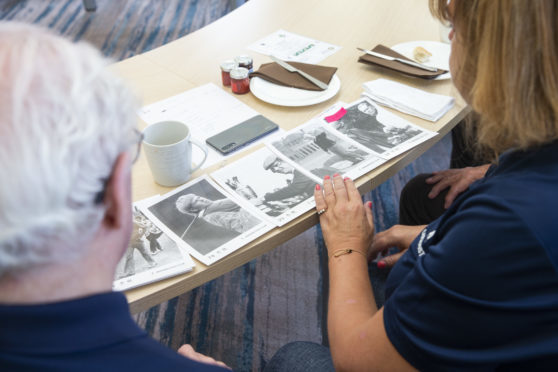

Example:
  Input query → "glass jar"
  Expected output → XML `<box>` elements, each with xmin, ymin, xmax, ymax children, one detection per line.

<box><xmin>220</xmin><ymin>60</ymin><xmax>237</xmax><ymax>86</ymax></box>
<box><xmin>230</xmin><ymin>67</ymin><xmax>250</xmax><ymax>94</ymax></box>
<box><xmin>234</xmin><ymin>55</ymin><xmax>253</xmax><ymax>73</ymax></box>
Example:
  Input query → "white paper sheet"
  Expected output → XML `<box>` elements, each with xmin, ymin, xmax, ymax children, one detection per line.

<box><xmin>139</xmin><ymin>83</ymin><xmax>282</xmax><ymax>169</ymax></box>
<box><xmin>247</xmin><ymin>29</ymin><xmax>341</xmax><ymax>64</ymax></box>
<box><xmin>138</xmin><ymin>176</ymin><xmax>273</xmax><ymax>266</ymax></box>
<box><xmin>210</xmin><ymin>147</ymin><xmax>316</xmax><ymax>227</ymax></box>
<box><xmin>267</xmin><ymin>118</ymin><xmax>386</xmax><ymax>183</ymax></box>
<box><xmin>321</xmin><ymin>98</ymin><xmax>438</xmax><ymax>160</ymax></box>
<box><xmin>113</xmin><ymin>196</ymin><xmax>195</xmax><ymax>291</ymax></box>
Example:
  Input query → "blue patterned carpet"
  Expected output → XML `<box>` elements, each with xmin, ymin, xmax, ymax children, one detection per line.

<box><xmin>0</xmin><ymin>2</ymin><xmax>452</xmax><ymax>370</ymax></box>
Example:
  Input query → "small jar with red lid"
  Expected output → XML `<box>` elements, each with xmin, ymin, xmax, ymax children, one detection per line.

<box><xmin>234</xmin><ymin>55</ymin><xmax>253</xmax><ymax>73</ymax></box>
<box><xmin>220</xmin><ymin>60</ymin><xmax>237</xmax><ymax>87</ymax></box>
<box><xmin>230</xmin><ymin>67</ymin><xmax>250</xmax><ymax>94</ymax></box>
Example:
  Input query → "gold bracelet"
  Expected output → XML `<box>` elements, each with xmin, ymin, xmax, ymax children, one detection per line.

<box><xmin>329</xmin><ymin>248</ymin><xmax>367</xmax><ymax>260</ymax></box>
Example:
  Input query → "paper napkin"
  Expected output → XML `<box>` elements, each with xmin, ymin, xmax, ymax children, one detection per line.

<box><xmin>362</xmin><ymin>78</ymin><xmax>454</xmax><ymax>122</ymax></box>
<box><xmin>251</xmin><ymin>62</ymin><xmax>337</xmax><ymax>91</ymax></box>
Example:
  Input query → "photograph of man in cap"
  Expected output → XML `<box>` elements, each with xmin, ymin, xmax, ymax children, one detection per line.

<box><xmin>262</xmin><ymin>155</ymin><xmax>324</xmax><ymax>203</ymax></box>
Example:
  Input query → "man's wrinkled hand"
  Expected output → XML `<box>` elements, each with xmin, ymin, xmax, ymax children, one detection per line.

<box><xmin>426</xmin><ymin>164</ymin><xmax>490</xmax><ymax>208</ymax></box>
<box><xmin>178</xmin><ymin>344</ymin><xmax>231</xmax><ymax>370</ymax></box>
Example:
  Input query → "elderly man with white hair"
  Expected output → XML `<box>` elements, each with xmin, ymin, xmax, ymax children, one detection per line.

<box><xmin>0</xmin><ymin>23</ymin><xmax>229</xmax><ymax>371</ymax></box>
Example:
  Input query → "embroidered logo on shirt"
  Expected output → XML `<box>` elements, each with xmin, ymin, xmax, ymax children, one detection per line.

<box><xmin>417</xmin><ymin>228</ymin><xmax>436</xmax><ymax>256</ymax></box>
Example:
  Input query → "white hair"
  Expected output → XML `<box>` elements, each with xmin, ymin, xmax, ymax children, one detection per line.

<box><xmin>176</xmin><ymin>194</ymin><xmax>197</xmax><ymax>214</ymax></box>
<box><xmin>0</xmin><ymin>23</ymin><xmax>139</xmax><ymax>274</ymax></box>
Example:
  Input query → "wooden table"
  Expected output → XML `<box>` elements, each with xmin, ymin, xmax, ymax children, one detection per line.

<box><xmin>111</xmin><ymin>0</ymin><xmax>469</xmax><ymax>314</ymax></box>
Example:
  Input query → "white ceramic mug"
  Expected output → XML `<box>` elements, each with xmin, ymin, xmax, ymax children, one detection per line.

<box><xmin>142</xmin><ymin>121</ymin><xmax>208</xmax><ymax>187</ymax></box>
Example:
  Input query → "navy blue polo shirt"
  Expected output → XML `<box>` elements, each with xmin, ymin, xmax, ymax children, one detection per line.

<box><xmin>384</xmin><ymin>142</ymin><xmax>558</xmax><ymax>370</ymax></box>
<box><xmin>0</xmin><ymin>292</ymin><xmax>229</xmax><ymax>371</ymax></box>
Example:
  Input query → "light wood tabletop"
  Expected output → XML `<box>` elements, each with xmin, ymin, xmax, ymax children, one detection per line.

<box><xmin>112</xmin><ymin>0</ymin><xmax>469</xmax><ymax>314</ymax></box>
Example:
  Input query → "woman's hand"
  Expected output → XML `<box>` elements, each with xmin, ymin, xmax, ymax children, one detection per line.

<box><xmin>178</xmin><ymin>344</ymin><xmax>231</xmax><ymax>370</ymax></box>
<box><xmin>426</xmin><ymin>164</ymin><xmax>490</xmax><ymax>208</ymax></box>
<box><xmin>373</xmin><ymin>224</ymin><xmax>426</xmax><ymax>269</ymax></box>
<box><xmin>314</xmin><ymin>174</ymin><xmax>375</xmax><ymax>260</ymax></box>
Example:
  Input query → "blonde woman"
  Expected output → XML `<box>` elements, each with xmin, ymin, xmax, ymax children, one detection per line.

<box><xmin>265</xmin><ymin>1</ymin><xmax>558</xmax><ymax>370</ymax></box>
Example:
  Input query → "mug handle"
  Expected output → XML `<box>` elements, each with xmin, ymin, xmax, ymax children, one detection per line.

<box><xmin>190</xmin><ymin>138</ymin><xmax>209</xmax><ymax>173</ymax></box>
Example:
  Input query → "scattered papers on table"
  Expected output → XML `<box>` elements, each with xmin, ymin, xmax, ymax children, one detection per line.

<box><xmin>362</xmin><ymin>78</ymin><xmax>454</xmax><ymax>122</ymax></box>
<box><xmin>247</xmin><ymin>29</ymin><xmax>341</xmax><ymax>64</ymax></box>
<box><xmin>134</xmin><ymin>94</ymin><xmax>437</xmax><ymax>268</ymax></box>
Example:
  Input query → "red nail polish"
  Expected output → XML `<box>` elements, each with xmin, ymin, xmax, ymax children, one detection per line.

<box><xmin>315</xmin><ymin>184</ymin><xmax>321</xmax><ymax>190</ymax></box>
<box><xmin>367</xmin><ymin>201</ymin><xmax>372</xmax><ymax>208</ymax></box>
<box><xmin>324</xmin><ymin>175</ymin><xmax>330</xmax><ymax>180</ymax></box>
<box><xmin>377</xmin><ymin>261</ymin><xmax>386</xmax><ymax>269</ymax></box>
<box><xmin>344</xmin><ymin>177</ymin><xmax>350</xmax><ymax>181</ymax></box>
<box><xmin>333</xmin><ymin>173</ymin><xmax>340</xmax><ymax>177</ymax></box>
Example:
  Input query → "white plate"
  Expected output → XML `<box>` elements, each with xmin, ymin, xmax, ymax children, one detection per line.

<box><xmin>391</xmin><ymin>40</ymin><xmax>451</xmax><ymax>80</ymax></box>
<box><xmin>250</xmin><ymin>74</ymin><xmax>341</xmax><ymax>107</ymax></box>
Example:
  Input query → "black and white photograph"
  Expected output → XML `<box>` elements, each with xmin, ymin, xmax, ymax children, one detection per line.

<box><xmin>210</xmin><ymin>147</ymin><xmax>317</xmax><ymax>226</ymax></box>
<box><xmin>327</xmin><ymin>98</ymin><xmax>437</xmax><ymax>159</ymax></box>
<box><xmin>269</xmin><ymin>119</ymin><xmax>386</xmax><ymax>182</ymax></box>
<box><xmin>113</xmin><ymin>200</ymin><xmax>195</xmax><ymax>291</ymax></box>
<box><xmin>139</xmin><ymin>176</ymin><xmax>272</xmax><ymax>265</ymax></box>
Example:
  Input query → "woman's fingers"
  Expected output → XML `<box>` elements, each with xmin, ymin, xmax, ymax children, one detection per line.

<box><xmin>322</xmin><ymin>175</ymin><xmax>336</xmax><ymax>206</ymax></box>
<box><xmin>343</xmin><ymin>176</ymin><xmax>360</xmax><ymax>203</ymax></box>
<box><xmin>314</xmin><ymin>183</ymin><xmax>327</xmax><ymax>217</ymax></box>
<box><xmin>364</xmin><ymin>200</ymin><xmax>374</xmax><ymax>228</ymax></box>
<box><xmin>332</xmin><ymin>173</ymin><xmax>348</xmax><ymax>203</ymax></box>
<box><xmin>377</xmin><ymin>250</ymin><xmax>405</xmax><ymax>269</ymax></box>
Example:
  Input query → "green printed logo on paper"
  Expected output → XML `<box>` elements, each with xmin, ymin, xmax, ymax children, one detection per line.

<box><xmin>294</xmin><ymin>43</ymin><xmax>315</xmax><ymax>56</ymax></box>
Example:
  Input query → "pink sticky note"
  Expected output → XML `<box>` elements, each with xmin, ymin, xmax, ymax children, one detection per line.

<box><xmin>324</xmin><ymin>107</ymin><xmax>347</xmax><ymax>123</ymax></box>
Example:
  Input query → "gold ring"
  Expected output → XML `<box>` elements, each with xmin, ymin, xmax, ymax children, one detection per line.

<box><xmin>317</xmin><ymin>208</ymin><xmax>327</xmax><ymax>216</ymax></box>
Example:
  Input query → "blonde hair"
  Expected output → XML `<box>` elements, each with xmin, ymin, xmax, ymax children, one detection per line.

<box><xmin>0</xmin><ymin>23</ymin><xmax>139</xmax><ymax>274</ymax></box>
<box><xmin>430</xmin><ymin>0</ymin><xmax>558</xmax><ymax>157</ymax></box>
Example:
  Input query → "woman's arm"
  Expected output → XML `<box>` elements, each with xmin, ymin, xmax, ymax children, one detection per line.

<box><xmin>315</xmin><ymin>174</ymin><xmax>416</xmax><ymax>371</ymax></box>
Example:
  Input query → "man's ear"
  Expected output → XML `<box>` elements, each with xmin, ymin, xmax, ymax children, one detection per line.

<box><xmin>103</xmin><ymin>152</ymin><xmax>131</xmax><ymax>230</ymax></box>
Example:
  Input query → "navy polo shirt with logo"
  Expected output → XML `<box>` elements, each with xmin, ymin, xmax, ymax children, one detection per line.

<box><xmin>384</xmin><ymin>143</ymin><xmax>558</xmax><ymax>370</ymax></box>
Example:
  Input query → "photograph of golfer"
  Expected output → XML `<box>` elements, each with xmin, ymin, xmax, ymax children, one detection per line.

<box><xmin>140</xmin><ymin>177</ymin><xmax>269</xmax><ymax>265</ymax></box>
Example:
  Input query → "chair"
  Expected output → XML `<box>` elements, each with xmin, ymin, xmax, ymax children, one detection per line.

<box><xmin>82</xmin><ymin>0</ymin><xmax>96</xmax><ymax>12</ymax></box>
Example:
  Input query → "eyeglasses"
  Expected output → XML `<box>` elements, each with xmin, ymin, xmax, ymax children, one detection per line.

<box><xmin>94</xmin><ymin>128</ymin><xmax>144</xmax><ymax>204</ymax></box>
<box><xmin>130</xmin><ymin>128</ymin><xmax>144</xmax><ymax>164</ymax></box>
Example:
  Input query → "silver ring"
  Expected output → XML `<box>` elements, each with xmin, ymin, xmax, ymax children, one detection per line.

<box><xmin>317</xmin><ymin>208</ymin><xmax>327</xmax><ymax>216</ymax></box>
